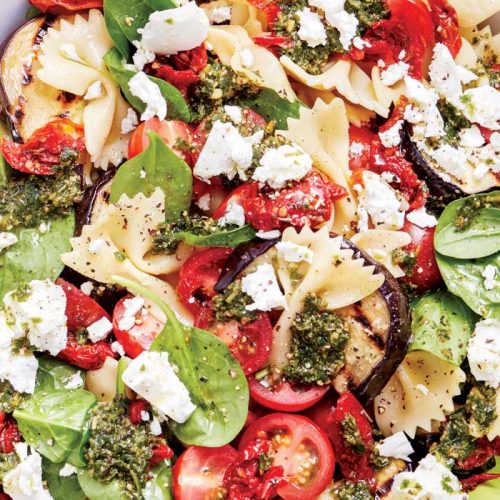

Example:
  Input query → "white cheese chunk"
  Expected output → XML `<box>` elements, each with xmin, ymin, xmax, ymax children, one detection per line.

<box><xmin>224</xmin><ymin>105</ymin><xmax>243</xmax><ymax>124</ymax></box>
<box><xmin>461</xmin><ymin>85</ymin><xmax>500</xmax><ymax>131</ymax></box>
<box><xmin>376</xmin><ymin>432</ymin><xmax>414</xmax><ymax>461</ymax></box>
<box><xmin>196</xmin><ymin>193</ymin><xmax>211</xmax><ymax>211</ymax></box>
<box><xmin>83</xmin><ymin>81</ymin><xmax>103</xmax><ymax>100</ymax></box>
<box><xmin>59</xmin><ymin>463</ymin><xmax>77</xmax><ymax>477</ymax></box>
<box><xmin>426</xmin><ymin>143</ymin><xmax>468</xmax><ymax>180</ymax></box>
<box><xmin>380</xmin><ymin>61</ymin><xmax>409</xmax><ymax>86</ymax></box>
<box><xmin>218</xmin><ymin>202</ymin><xmax>246</xmax><ymax>227</ymax></box>
<box><xmin>256</xmin><ymin>230</ymin><xmax>281</xmax><ymax>240</ymax></box>
<box><xmin>111</xmin><ymin>341</ymin><xmax>126</xmax><ymax>357</ymax></box>
<box><xmin>297</xmin><ymin>7</ymin><xmax>327</xmax><ymax>48</ymax></box>
<box><xmin>482</xmin><ymin>265</ymin><xmax>498</xmax><ymax>291</ymax></box>
<box><xmin>121</xmin><ymin>108</ymin><xmax>139</xmax><ymax>135</ymax></box>
<box><xmin>406</xmin><ymin>207</ymin><xmax>437</xmax><ymax>228</ymax></box>
<box><xmin>3</xmin><ymin>445</ymin><xmax>52</xmax><ymax>500</ymax></box>
<box><xmin>253</xmin><ymin>143</ymin><xmax>312</xmax><ymax>189</ymax></box>
<box><xmin>429</xmin><ymin>43</ymin><xmax>462</xmax><ymax>103</ymax></box>
<box><xmin>459</xmin><ymin>124</ymin><xmax>485</xmax><ymax>148</ymax></box>
<box><xmin>468</xmin><ymin>318</ymin><xmax>500</xmax><ymax>389</ymax></box>
<box><xmin>209</xmin><ymin>6</ymin><xmax>232</xmax><ymax>24</ymax></box>
<box><xmin>276</xmin><ymin>241</ymin><xmax>314</xmax><ymax>263</ymax></box>
<box><xmin>392</xmin><ymin>454</ymin><xmax>464</xmax><ymax>499</ymax></box>
<box><xmin>456</xmin><ymin>65</ymin><xmax>478</xmax><ymax>85</ymax></box>
<box><xmin>140</xmin><ymin>2</ymin><xmax>209</xmax><ymax>56</ymax></box>
<box><xmin>150</xmin><ymin>417</ymin><xmax>162</xmax><ymax>436</ymax></box>
<box><xmin>80</xmin><ymin>281</ymin><xmax>94</xmax><ymax>296</ymax></box>
<box><xmin>118</xmin><ymin>296</ymin><xmax>145</xmax><ymax>331</ymax></box>
<box><xmin>378</xmin><ymin>120</ymin><xmax>403</xmax><ymax>148</ymax></box>
<box><xmin>241</xmin><ymin>264</ymin><xmax>287</xmax><ymax>312</ymax></box>
<box><xmin>352</xmin><ymin>36</ymin><xmax>371</xmax><ymax>49</ymax></box>
<box><xmin>128</xmin><ymin>72</ymin><xmax>167</xmax><ymax>121</ymax></box>
<box><xmin>0</xmin><ymin>232</ymin><xmax>18</xmax><ymax>253</ymax></box>
<box><xmin>122</xmin><ymin>351</ymin><xmax>196</xmax><ymax>423</ymax></box>
<box><xmin>132</xmin><ymin>41</ymin><xmax>156</xmax><ymax>71</ymax></box>
<box><xmin>87</xmin><ymin>317</ymin><xmax>113</xmax><ymax>343</ymax></box>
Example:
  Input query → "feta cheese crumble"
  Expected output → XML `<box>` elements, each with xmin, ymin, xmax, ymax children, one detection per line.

<box><xmin>63</xmin><ymin>372</ymin><xmax>84</xmax><ymax>390</ymax></box>
<box><xmin>380</xmin><ymin>61</ymin><xmax>409</xmax><ymax>86</ymax></box>
<box><xmin>122</xmin><ymin>351</ymin><xmax>196</xmax><ymax>423</ymax></box>
<box><xmin>59</xmin><ymin>463</ymin><xmax>78</xmax><ymax>477</ymax></box>
<box><xmin>256</xmin><ymin>230</ymin><xmax>281</xmax><ymax>240</ymax></box>
<box><xmin>429</xmin><ymin>43</ymin><xmax>462</xmax><ymax>103</ymax></box>
<box><xmin>209</xmin><ymin>6</ymin><xmax>231</xmax><ymax>24</ymax></box>
<box><xmin>111</xmin><ymin>341</ymin><xmax>126</xmax><ymax>357</ymax></box>
<box><xmin>276</xmin><ymin>241</ymin><xmax>314</xmax><ymax>263</ymax></box>
<box><xmin>140</xmin><ymin>2</ymin><xmax>209</xmax><ymax>56</ymax></box>
<box><xmin>461</xmin><ymin>85</ymin><xmax>500</xmax><ymax>131</ymax></box>
<box><xmin>150</xmin><ymin>417</ymin><xmax>162</xmax><ymax>436</ymax></box>
<box><xmin>406</xmin><ymin>207</ymin><xmax>438</xmax><ymax>228</ymax></box>
<box><xmin>128</xmin><ymin>72</ymin><xmax>167</xmax><ymax>121</ymax></box>
<box><xmin>0</xmin><ymin>232</ymin><xmax>18</xmax><ymax>253</ymax></box>
<box><xmin>392</xmin><ymin>454</ymin><xmax>464</xmax><ymax>499</ymax></box>
<box><xmin>252</xmin><ymin>144</ymin><xmax>313</xmax><ymax>189</ymax></box>
<box><xmin>118</xmin><ymin>296</ymin><xmax>144</xmax><ymax>331</ymax></box>
<box><xmin>241</xmin><ymin>264</ymin><xmax>287</xmax><ymax>312</ymax></box>
<box><xmin>218</xmin><ymin>202</ymin><xmax>246</xmax><ymax>227</ymax></box>
<box><xmin>468</xmin><ymin>318</ymin><xmax>500</xmax><ymax>389</ymax></box>
<box><xmin>80</xmin><ymin>281</ymin><xmax>94</xmax><ymax>296</ymax></box>
<box><xmin>376</xmin><ymin>432</ymin><xmax>414</xmax><ymax>462</ymax></box>
<box><xmin>378</xmin><ymin>120</ymin><xmax>403</xmax><ymax>148</ymax></box>
<box><xmin>482</xmin><ymin>265</ymin><xmax>498</xmax><ymax>291</ymax></box>
<box><xmin>297</xmin><ymin>7</ymin><xmax>327</xmax><ymax>48</ymax></box>
<box><xmin>121</xmin><ymin>108</ymin><xmax>139</xmax><ymax>135</ymax></box>
<box><xmin>224</xmin><ymin>105</ymin><xmax>243</xmax><ymax>124</ymax></box>
<box><xmin>86</xmin><ymin>316</ymin><xmax>113</xmax><ymax>343</ymax></box>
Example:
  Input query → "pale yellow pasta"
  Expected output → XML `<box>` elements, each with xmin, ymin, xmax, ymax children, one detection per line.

<box><xmin>37</xmin><ymin>10</ymin><xmax>123</xmax><ymax>163</ymax></box>
<box><xmin>344</xmin><ymin>102</ymin><xmax>376</xmax><ymax>127</ymax></box>
<box><xmin>207</xmin><ymin>26</ymin><xmax>296</xmax><ymax>101</ymax></box>
<box><xmin>271</xmin><ymin>226</ymin><xmax>385</xmax><ymax>371</ymax></box>
<box><xmin>231</xmin><ymin>0</ymin><xmax>267</xmax><ymax>36</ymax></box>
<box><xmin>278</xmin><ymin>98</ymin><xmax>357</xmax><ymax>233</ymax></box>
<box><xmin>449</xmin><ymin>0</ymin><xmax>500</xmax><ymax>28</ymax></box>
<box><xmin>61</xmin><ymin>189</ymin><xmax>193</xmax><ymax>325</ymax></box>
<box><xmin>375</xmin><ymin>351</ymin><xmax>465</xmax><ymax>437</ymax></box>
<box><xmin>280</xmin><ymin>56</ymin><xmax>390</xmax><ymax>117</ymax></box>
<box><xmin>86</xmin><ymin>357</ymin><xmax>119</xmax><ymax>402</ymax></box>
<box><xmin>371</xmin><ymin>67</ymin><xmax>406</xmax><ymax>110</ymax></box>
<box><xmin>351</xmin><ymin>230</ymin><xmax>412</xmax><ymax>279</ymax></box>
<box><xmin>454</xmin><ymin>37</ymin><xmax>480</xmax><ymax>68</ymax></box>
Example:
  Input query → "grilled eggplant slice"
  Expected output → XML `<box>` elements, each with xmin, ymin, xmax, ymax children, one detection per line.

<box><xmin>0</xmin><ymin>16</ymin><xmax>84</xmax><ymax>142</ymax></box>
<box><xmin>332</xmin><ymin>239</ymin><xmax>411</xmax><ymax>406</ymax></box>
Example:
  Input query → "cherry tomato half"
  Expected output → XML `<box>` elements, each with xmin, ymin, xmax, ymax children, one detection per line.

<box><xmin>349</xmin><ymin>125</ymin><xmax>376</xmax><ymax>172</ymax></box>
<box><xmin>429</xmin><ymin>0</ymin><xmax>462</xmax><ymax>58</ymax></box>
<box><xmin>172</xmin><ymin>445</ymin><xmax>239</xmax><ymax>500</ymax></box>
<box><xmin>248</xmin><ymin>376</ymin><xmax>329</xmax><ymax>412</ymax></box>
<box><xmin>29</xmin><ymin>0</ymin><xmax>102</xmax><ymax>14</ymax></box>
<box><xmin>239</xmin><ymin>413</ymin><xmax>335</xmax><ymax>500</ymax></box>
<box><xmin>112</xmin><ymin>295</ymin><xmax>163</xmax><ymax>358</ymax></box>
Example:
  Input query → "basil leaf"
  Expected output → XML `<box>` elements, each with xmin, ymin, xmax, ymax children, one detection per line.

<box><xmin>104</xmin><ymin>49</ymin><xmax>191</xmax><ymax>123</ymax></box>
<box><xmin>144</xmin><ymin>460</ymin><xmax>173</xmax><ymax>499</ymax></box>
<box><xmin>36</xmin><ymin>357</ymin><xmax>84</xmax><ymax>392</ymax></box>
<box><xmin>176</xmin><ymin>225</ymin><xmax>256</xmax><ymax>247</ymax></box>
<box><xmin>110</xmin><ymin>132</ymin><xmax>192</xmax><ymax>221</ymax></box>
<box><xmin>409</xmin><ymin>291</ymin><xmax>477</xmax><ymax>366</ymax></box>
<box><xmin>0</xmin><ymin>213</ymin><xmax>75</xmax><ymax>301</ymax></box>
<box><xmin>435</xmin><ymin>191</ymin><xmax>500</xmax><ymax>259</ymax></box>
<box><xmin>103</xmin><ymin>0</ymin><xmax>177</xmax><ymax>59</ymax></box>
<box><xmin>42</xmin><ymin>458</ymin><xmax>86</xmax><ymax>500</ymax></box>
<box><xmin>436</xmin><ymin>252</ymin><xmax>500</xmax><ymax>319</ymax></box>
<box><xmin>238</xmin><ymin>88</ymin><xmax>302</xmax><ymax>129</ymax></box>
<box><xmin>77</xmin><ymin>469</ymin><xmax>126</xmax><ymax>500</ymax></box>
<box><xmin>113</xmin><ymin>276</ymin><xmax>249</xmax><ymax>447</ymax></box>
<box><xmin>14</xmin><ymin>389</ymin><xmax>97</xmax><ymax>467</ymax></box>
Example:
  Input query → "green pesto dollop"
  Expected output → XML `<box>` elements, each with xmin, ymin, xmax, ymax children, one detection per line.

<box><xmin>284</xmin><ymin>294</ymin><xmax>349</xmax><ymax>385</ymax></box>
<box><xmin>436</xmin><ymin>99</ymin><xmax>471</xmax><ymax>145</ymax></box>
<box><xmin>466</xmin><ymin>382</ymin><xmax>498</xmax><ymax>437</ymax></box>
<box><xmin>330</xmin><ymin>480</ymin><xmax>374</xmax><ymax>500</ymax></box>
<box><xmin>212</xmin><ymin>280</ymin><xmax>257</xmax><ymax>324</ymax></box>
<box><xmin>453</xmin><ymin>192</ymin><xmax>500</xmax><ymax>231</ymax></box>
<box><xmin>341</xmin><ymin>414</ymin><xmax>366</xmax><ymax>454</ymax></box>
<box><xmin>84</xmin><ymin>396</ymin><xmax>154</xmax><ymax>499</ymax></box>
<box><xmin>0</xmin><ymin>380</ymin><xmax>28</xmax><ymax>414</ymax></box>
<box><xmin>0</xmin><ymin>452</ymin><xmax>19</xmax><ymax>482</ymax></box>
<box><xmin>0</xmin><ymin>149</ymin><xmax>82</xmax><ymax>232</ymax></box>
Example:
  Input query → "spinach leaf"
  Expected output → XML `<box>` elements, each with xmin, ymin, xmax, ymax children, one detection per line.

<box><xmin>436</xmin><ymin>252</ymin><xmax>500</xmax><ymax>319</ymax></box>
<box><xmin>109</xmin><ymin>132</ymin><xmax>192</xmax><ymax>221</ymax></box>
<box><xmin>14</xmin><ymin>389</ymin><xmax>97</xmax><ymax>467</ymax></box>
<box><xmin>0</xmin><ymin>124</ymin><xmax>12</xmax><ymax>186</ymax></box>
<box><xmin>113</xmin><ymin>276</ymin><xmax>249</xmax><ymax>447</ymax></box>
<box><xmin>36</xmin><ymin>357</ymin><xmax>84</xmax><ymax>392</ymax></box>
<box><xmin>435</xmin><ymin>191</ymin><xmax>500</xmax><ymax>259</ymax></box>
<box><xmin>42</xmin><ymin>458</ymin><xmax>86</xmax><ymax>500</ymax></box>
<box><xmin>103</xmin><ymin>0</ymin><xmax>176</xmax><ymax>59</ymax></box>
<box><xmin>144</xmin><ymin>460</ymin><xmax>173</xmax><ymax>499</ymax></box>
<box><xmin>0</xmin><ymin>213</ymin><xmax>75</xmax><ymax>300</ymax></box>
<box><xmin>175</xmin><ymin>225</ymin><xmax>257</xmax><ymax>247</ymax></box>
<box><xmin>104</xmin><ymin>49</ymin><xmax>191</xmax><ymax>123</ymax></box>
<box><xmin>409</xmin><ymin>291</ymin><xmax>477</xmax><ymax>366</ymax></box>
<box><xmin>238</xmin><ymin>88</ymin><xmax>302</xmax><ymax>130</ymax></box>
<box><xmin>77</xmin><ymin>469</ymin><xmax>126</xmax><ymax>500</ymax></box>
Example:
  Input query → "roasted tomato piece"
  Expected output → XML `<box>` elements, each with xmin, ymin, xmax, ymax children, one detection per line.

<box><xmin>173</xmin><ymin>445</ymin><xmax>239</xmax><ymax>500</ymax></box>
<box><xmin>248</xmin><ymin>376</ymin><xmax>329</xmax><ymax>413</ymax></box>
<box><xmin>247</xmin><ymin>0</ymin><xmax>281</xmax><ymax>25</ymax></box>
<box><xmin>0</xmin><ymin>119</ymin><xmax>85</xmax><ymax>175</ymax></box>
<box><xmin>349</xmin><ymin>125</ymin><xmax>376</xmax><ymax>172</ymax></box>
<box><xmin>112</xmin><ymin>295</ymin><xmax>163</xmax><ymax>358</ymax></box>
<box><xmin>29</xmin><ymin>0</ymin><xmax>102</xmax><ymax>13</ymax></box>
<box><xmin>460</xmin><ymin>473</ymin><xmax>500</xmax><ymax>492</ymax></box>
<box><xmin>429</xmin><ymin>0</ymin><xmax>462</xmax><ymax>57</ymax></box>
<box><xmin>239</xmin><ymin>413</ymin><xmax>335</xmax><ymax>500</ymax></box>
<box><xmin>57</xmin><ymin>333</ymin><xmax>116</xmax><ymax>371</ymax></box>
<box><xmin>0</xmin><ymin>413</ymin><xmax>21</xmax><ymax>454</ymax></box>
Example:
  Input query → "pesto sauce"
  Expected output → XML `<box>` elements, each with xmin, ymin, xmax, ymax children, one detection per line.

<box><xmin>341</xmin><ymin>414</ymin><xmax>366</xmax><ymax>454</ymax></box>
<box><xmin>370</xmin><ymin>446</ymin><xmax>390</xmax><ymax>470</ymax></box>
<box><xmin>0</xmin><ymin>452</ymin><xmax>19</xmax><ymax>482</ymax></box>
<box><xmin>84</xmin><ymin>396</ymin><xmax>153</xmax><ymax>499</ymax></box>
<box><xmin>212</xmin><ymin>280</ymin><xmax>257</xmax><ymax>324</ymax></box>
<box><xmin>454</xmin><ymin>192</ymin><xmax>500</xmax><ymax>231</ymax></box>
<box><xmin>466</xmin><ymin>382</ymin><xmax>497</xmax><ymax>437</ymax></box>
<box><xmin>0</xmin><ymin>149</ymin><xmax>82</xmax><ymax>232</ymax></box>
<box><xmin>436</xmin><ymin>99</ymin><xmax>471</xmax><ymax>145</ymax></box>
<box><xmin>330</xmin><ymin>481</ymin><xmax>374</xmax><ymax>500</ymax></box>
<box><xmin>0</xmin><ymin>380</ymin><xmax>27</xmax><ymax>414</ymax></box>
<box><xmin>284</xmin><ymin>294</ymin><xmax>349</xmax><ymax>385</ymax></box>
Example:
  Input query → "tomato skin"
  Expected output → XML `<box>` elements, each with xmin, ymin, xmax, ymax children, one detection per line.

<box><xmin>172</xmin><ymin>445</ymin><xmax>239</xmax><ymax>500</ymax></box>
<box><xmin>239</xmin><ymin>413</ymin><xmax>335</xmax><ymax>500</ymax></box>
<box><xmin>403</xmin><ymin>220</ymin><xmax>442</xmax><ymax>292</ymax></box>
<box><xmin>457</xmin><ymin>437</ymin><xmax>500</xmax><ymax>471</ymax></box>
<box><xmin>247</xmin><ymin>0</ymin><xmax>281</xmax><ymax>25</ymax></box>
<box><xmin>460</xmin><ymin>473</ymin><xmax>500</xmax><ymax>493</ymax></box>
<box><xmin>0</xmin><ymin>413</ymin><xmax>21</xmax><ymax>454</ymax></box>
<box><xmin>429</xmin><ymin>0</ymin><xmax>462</xmax><ymax>57</ymax></box>
<box><xmin>29</xmin><ymin>0</ymin><xmax>102</xmax><ymax>13</ymax></box>
<box><xmin>0</xmin><ymin>119</ymin><xmax>85</xmax><ymax>175</ymax></box>
<box><xmin>177</xmin><ymin>248</ymin><xmax>233</xmax><ymax>317</ymax></box>
<box><xmin>248</xmin><ymin>376</ymin><xmax>329</xmax><ymax>412</ymax></box>
<box><xmin>58</xmin><ymin>333</ymin><xmax>116</xmax><ymax>370</ymax></box>
<box><xmin>349</xmin><ymin>125</ymin><xmax>376</xmax><ymax>172</ymax></box>
<box><xmin>128</xmin><ymin>399</ymin><xmax>150</xmax><ymax>425</ymax></box>
<box><xmin>112</xmin><ymin>295</ymin><xmax>163</xmax><ymax>358</ymax></box>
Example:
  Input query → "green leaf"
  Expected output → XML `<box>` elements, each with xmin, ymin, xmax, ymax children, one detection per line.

<box><xmin>176</xmin><ymin>225</ymin><xmax>256</xmax><ymax>247</ymax></box>
<box><xmin>409</xmin><ymin>291</ymin><xmax>477</xmax><ymax>366</ymax></box>
<box><xmin>0</xmin><ymin>124</ymin><xmax>13</xmax><ymax>187</ymax></box>
<box><xmin>77</xmin><ymin>469</ymin><xmax>126</xmax><ymax>500</ymax></box>
<box><xmin>25</xmin><ymin>6</ymin><xmax>42</xmax><ymax>20</ymax></box>
<box><xmin>104</xmin><ymin>49</ymin><xmax>191</xmax><ymax>122</ymax></box>
<box><xmin>36</xmin><ymin>357</ymin><xmax>84</xmax><ymax>392</ymax></box>
<box><xmin>435</xmin><ymin>191</ymin><xmax>500</xmax><ymax>259</ymax></box>
<box><xmin>0</xmin><ymin>213</ymin><xmax>75</xmax><ymax>301</ymax></box>
<box><xmin>14</xmin><ymin>389</ymin><xmax>97</xmax><ymax>467</ymax></box>
<box><xmin>143</xmin><ymin>460</ymin><xmax>173</xmax><ymax>499</ymax></box>
<box><xmin>109</xmin><ymin>132</ymin><xmax>192</xmax><ymax>220</ymax></box>
<box><xmin>42</xmin><ymin>458</ymin><xmax>86</xmax><ymax>500</ymax></box>
<box><xmin>112</xmin><ymin>275</ymin><xmax>249</xmax><ymax>447</ymax></box>
<box><xmin>436</xmin><ymin>252</ymin><xmax>500</xmax><ymax>319</ymax></box>
<box><xmin>238</xmin><ymin>88</ymin><xmax>302</xmax><ymax>130</ymax></box>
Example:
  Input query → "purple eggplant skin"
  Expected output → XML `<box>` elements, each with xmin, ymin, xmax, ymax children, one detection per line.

<box><xmin>340</xmin><ymin>238</ymin><xmax>412</xmax><ymax>408</ymax></box>
<box><xmin>214</xmin><ymin>238</ymin><xmax>279</xmax><ymax>293</ymax></box>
